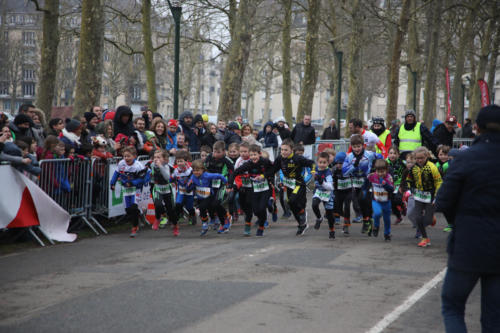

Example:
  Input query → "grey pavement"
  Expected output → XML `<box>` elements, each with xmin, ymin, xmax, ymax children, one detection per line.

<box><xmin>0</xmin><ymin>204</ymin><xmax>481</xmax><ymax>333</ymax></box>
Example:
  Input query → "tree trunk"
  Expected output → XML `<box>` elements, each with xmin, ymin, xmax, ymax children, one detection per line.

<box><xmin>469</xmin><ymin>12</ymin><xmax>495</xmax><ymax>120</ymax></box>
<box><xmin>248</xmin><ymin>92</ymin><xmax>255</xmax><ymax>126</ymax></box>
<box><xmin>386</xmin><ymin>0</ymin><xmax>411</xmax><ymax>124</ymax></box>
<box><xmin>35</xmin><ymin>0</ymin><xmax>60</xmax><ymax>119</ymax></box>
<box><xmin>296</xmin><ymin>0</ymin><xmax>320</xmax><ymax>123</ymax></box>
<box><xmin>451</xmin><ymin>0</ymin><xmax>480</xmax><ymax>124</ymax></box>
<box><xmin>281</xmin><ymin>0</ymin><xmax>293</xmax><ymax>125</ymax></box>
<box><xmin>405</xmin><ymin>0</ymin><xmax>419</xmax><ymax>115</ymax></box>
<box><xmin>217</xmin><ymin>0</ymin><xmax>255</xmax><ymax>122</ymax></box>
<box><xmin>73</xmin><ymin>0</ymin><xmax>104</xmax><ymax>116</ymax></box>
<box><xmin>263</xmin><ymin>64</ymin><xmax>274</xmax><ymax>122</ymax></box>
<box><xmin>422</xmin><ymin>0</ymin><xmax>443</xmax><ymax>126</ymax></box>
<box><xmin>325</xmin><ymin>1</ymin><xmax>339</xmax><ymax>127</ymax></box>
<box><xmin>487</xmin><ymin>22</ymin><xmax>500</xmax><ymax>101</ymax></box>
<box><xmin>141</xmin><ymin>0</ymin><xmax>157</xmax><ymax>113</ymax></box>
<box><xmin>346</xmin><ymin>0</ymin><xmax>363</xmax><ymax>122</ymax></box>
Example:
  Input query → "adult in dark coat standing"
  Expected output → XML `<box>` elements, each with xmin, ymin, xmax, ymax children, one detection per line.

<box><xmin>179</xmin><ymin>111</ymin><xmax>199</xmax><ymax>152</ymax></box>
<box><xmin>321</xmin><ymin>119</ymin><xmax>340</xmax><ymax>140</ymax></box>
<box><xmin>291</xmin><ymin>114</ymin><xmax>316</xmax><ymax>145</ymax></box>
<box><xmin>113</xmin><ymin>105</ymin><xmax>135</xmax><ymax>139</ymax></box>
<box><xmin>432</xmin><ymin>115</ymin><xmax>456</xmax><ymax>148</ymax></box>
<box><xmin>436</xmin><ymin>104</ymin><xmax>500</xmax><ymax>332</ymax></box>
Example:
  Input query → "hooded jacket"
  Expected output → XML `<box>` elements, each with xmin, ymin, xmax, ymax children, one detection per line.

<box><xmin>432</xmin><ymin>123</ymin><xmax>455</xmax><ymax>148</ymax></box>
<box><xmin>179</xmin><ymin>111</ymin><xmax>199</xmax><ymax>151</ymax></box>
<box><xmin>257</xmin><ymin>121</ymin><xmax>278</xmax><ymax>148</ymax></box>
<box><xmin>113</xmin><ymin>106</ymin><xmax>135</xmax><ymax>139</ymax></box>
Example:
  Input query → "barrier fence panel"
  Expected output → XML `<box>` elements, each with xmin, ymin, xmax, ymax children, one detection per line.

<box><xmin>452</xmin><ymin>138</ymin><xmax>474</xmax><ymax>148</ymax></box>
<box><xmin>313</xmin><ymin>140</ymin><xmax>350</xmax><ymax>160</ymax></box>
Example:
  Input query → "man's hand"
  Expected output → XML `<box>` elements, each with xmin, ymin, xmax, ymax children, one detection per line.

<box><xmin>22</xmin><ymin>158</ymin><xmax>31</xmax><ymax>164</ymax></box>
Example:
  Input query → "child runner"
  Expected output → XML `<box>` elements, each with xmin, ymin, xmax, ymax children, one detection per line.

<box><xmin>234</xmin><ymin>142</ymin><xmax>253</xmax><ymax>232</ymax></box>
<box><xmin>172</xmin><ymin>150</ymin><xmax>196</xmax><ymax>226</ymax></box>
<box><xmin>436</xmin><ymin>145</ymin><xmax>452</xmax><ymax>232</ymax></box>
<box><xmin>332</xmin><ymin>152</ymin><xmax>352</xmax><ymax>235</ymax></box>
<box><xmin>230</xmin><ymin>144</ymin><xmax>274</xmax><ymax>236</ymax></box>
<box><xmin>271</xmin><ymin>138</ymin><xmax>315</xmax><ymax>236</ymax></box>
<box><xmin>365</xmin><ymin>159</ymin><xmax>394</xmax><ymax>241</ymax></box>
<box><xmin>408</xmin><ymin>146</ymin><xmax>442</xmax><ymax>247</ymax></box>
<box><xmin>200</xmin><ymin>145</ymin><xmax>212</xmax><ymax>162</ymax></box>
<box><xmin>110</xmin><ymin>146</ymin><xmax>150</xmax><ymax>237</ymax></box>
<box><xmin>188</xmin><ymin>159</ymin><xmax>229</xmax><ymax>236</ymax></box>
<box><xmin>386</xmin><ymin>146</ymin><xmax>406</xmax><ymax>224</ymax></box>
<box><xmin>312</xmin><ymin>152</ymin><xmax>336</xmax><ymax>239</ymax></box>
<box><xmin>227</xmin><ymin>142</ymin><xmax>240</xmax><ymax>221</ymax></box>
<box><xmin>342</xmin><ymin>134</ymin><xmax>378</xmax><ymax>236</ymax></box>
<box><xmin>260</xmin><ymin>150</ymin><xmax>278</xmax><ymax>224</ymax></box>
<box><xmin>150</xmin><ymin>149</ymin><xmax>179</xmax><ymax>235</ymax></box>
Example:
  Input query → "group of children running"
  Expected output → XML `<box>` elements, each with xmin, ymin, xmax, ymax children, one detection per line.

<box><xmin>110</xmin><ymin>134</ymin><xmax>451</xmax><ymax>247</ymax></box>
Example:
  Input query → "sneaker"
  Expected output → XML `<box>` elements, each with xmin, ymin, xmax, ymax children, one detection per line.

<box><xmin>361</xmin><ymin>219</ymin><xmax>370</xmax><ymax>233</ymax></box>
<box><xmin>296</xmin><ymin>223</ymin><xmax>309</xmax><ymax>236</ymax></box>
<box><xmin>329</xmin><ymin>231</ymin><xmax>336</xmax><ymax>239</ymax></box>
<box><xmin>159</xmin><ymin>217</ymin><xmax>168</xmax><ymax>229</ymax></box>
<box><xmin>264</xmin><ymin>220</ymin><xmax>269</xmax><ymax>228</ymax></box>
<box><xmin>189</xmin><ymin>215</ymin><xmax>197</xmax><ymax>226</ymax></box>
<box><xmin>173</xmin><ymin>225</ymin><xmax>179</xmax><ymax>237</ymax></box>
<box><xmin>223</xmin><ymin>216</ymin><xmax>232</xmax><ymax>233</ymax></box>
<box><xmin>415</xmin><ymin>230</ymin><xmax>422</xmax><ymax>239</ymax></box>
<box><xmin>209</xmin><ymin>217</ymin><xmax>219</xmax><ymax>230</ymax></box>
<box><xmin>342</xmin><ymin>225</ymin><xmax>350</xmax><ymax>236</ymax></box>
<box><xmin>244</xmin><ymin>224</ymin><xmax>251</xmax><ymax>236</ymax></box>
<box><xmin>200</xmin><ymin>222</ymin><xmax>208</xmax><ymax>236</ymax></box>
<box><xmin>353</xmin><ymin>216</ymin><xmax>362</xmax><ymax>223</ymax></box>
<box><xmin>152</xmin><ymin>219</ymin><xmax>160</xmax><ymax>231</ymax></box>
<box><xmin>335</xmin><ymin>217</ymin><xmax>340</xmax><ymax>225</ymax></box>
<box><xmin>282</xmin><ymin>211</ymin><xmax>292</xmax><ymax>218</ymax></box>
<box><xmin>418</xmin><ymin>238</ymin><xmax>431</xmax><ymax>247</ymax></box>
<box><xmin>443</xmin><ymin>225</ymin><xmax>453</xmax><ymax>232</ymax></box>
<box><xmin>394</xmin><ymin>217</ymin><xmax>403</xmax><ymax>225</ymax></box>
<box><xmin>314</xmin><ymin>217</ymin><xmax>323</xmax><ymax>230</ymax></box>
<box><xmin>372</xmin><ymin>226</ymin><xmax>379</xmax><ymax>237</ymax></box>
<box><xmin>384</xmin><ymin>234</ymin><xmax>391</xmax><ymax>242</ymax></box>
<box><xmin>256</xmin><ymin>228</ymin><xmax>264</xmax><ymax>236</ymax></box>
<box><xmin>272</xmin><ymin>210</ymin><xmax>278</xmax><ymax>222</ymax></box>
<box><xmin>366</xmin><ymin>220</ymin><xmax>373</xmax><ymax>236</ymax></box>
<box><xmin>217</xmin><ymin>224</ymin><xmax>226</xmax><ymax>234</ymax></box>
<box><xmin>267</xmin><ymin>197</ymin><xmax>274</xmax><ymax>213</ymax></box>
<box><xmin>232</xmin><ymin>212</ymin><xmax>239</xmax><ymax>223</ymax></box>
<box><xmin>130</xmin><ymin>226</ymin><xmax>138</xmax><ymax>237</ymax></box>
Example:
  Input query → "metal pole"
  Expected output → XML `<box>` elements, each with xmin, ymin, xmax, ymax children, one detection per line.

<box><xmin>171</xmin><ymin>6</ymin><xmax>182</xmax><ymax>119</ymax></box>
<box><xmin>336</xmin><ymin>51</ymin><xmax>343</xmax><ymax>124</ymax></box>
<box><xmin>462</xmin><ymin>84</ymin><xmax>465</xmax><ymax>121</ymax></box>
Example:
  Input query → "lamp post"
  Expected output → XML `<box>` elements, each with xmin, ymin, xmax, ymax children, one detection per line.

<box><xmin>168</xmin><ymin>0</ymin><xmax>181</xmax><ymax>119</ymax></box>
<box><xmin>328</xmin><ymin>39</ymin><xmax>343</xmax><ymax>125</ymax></box>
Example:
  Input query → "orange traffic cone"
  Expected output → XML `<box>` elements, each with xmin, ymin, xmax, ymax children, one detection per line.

<box><xmin>145</xmin><ymin>201</ymin><xmax>156</xmax><ymax>225</ymax></box>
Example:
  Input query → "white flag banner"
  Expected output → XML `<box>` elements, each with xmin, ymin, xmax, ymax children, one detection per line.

<box><xmin>0</xmin><ymin>165</ymin><xmax>76</xmax><ymax>242</ymax></box>
<box><xmin>263</xmin><ymin>147</ymin><xmax>275</xmax><ymax>162</ymax></box>
<box><xmin>303</xmin><ymin>144</ymin><xmax>313</xmax><ymax>159</ymax></box>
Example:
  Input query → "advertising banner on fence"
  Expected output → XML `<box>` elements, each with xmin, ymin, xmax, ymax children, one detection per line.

<box><xmin>0</xmin><ymin>165</ymin><xmax>76</xmax><ymax>242</ymax></box>
<box><xmin>107</xmin><ymin>163</ymin><xmax>152</xmax><ymax>218</ymax></box>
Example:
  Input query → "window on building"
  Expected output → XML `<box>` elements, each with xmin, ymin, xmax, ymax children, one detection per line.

<box><xmin>4</xmin><ymin>101</ymin><xmax>11</xmax><ymax>110</ymax></box>
<box><xmin>132</xmin><ymin>86</ymin><xmax>141</xmax><ymax>100</ymax></box>
<box><xmin>9</xmin><ymin>15</ymin><xmax>15</xmax><ymax>24</ymax></box>
<box><xmin>23</xmin><ymin>31</ymin><xmax>35</xmax><ymax>46</ymax></box>
<box><xmin>0</xmin><ymin>82</ymin><xmax>9</xmax><ymax>95</ymax></box>
<box><xmin>103</xmin><ymin>85</ymin><xmax>109</xmax><ymax>96</ymax></box>
<box><xmin>23</xmin><ymin>69</ymin><xmax>35</xmax><ymax>80</ymax></box>
<box><xmin>4</xmin><ymin>31</ymin><xmax>8</xmax><ymax>40</ymax></box>
<box><xmin>26</xmin><ymin>15</ymin><xmax>34</xmax><ymax>24</ymax></box>
<box><xmin>17</xmin><ymin>15</ymin><xmax>24</xmax><ymax>24</ymax></box>
<box><xmin>23</xmin><ymin>83</ymin><xmax>35</xmax><ymax>96</ymax></box>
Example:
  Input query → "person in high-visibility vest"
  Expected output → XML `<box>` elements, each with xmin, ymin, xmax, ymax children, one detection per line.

<box><xmin>394</xmin><ymin>109</ymin><xmax>437</xmax><ymax>159</ymax></box>
<box><xmin>370</xmin><ymin>117</ymin><xmax>391</xmax><ymax>155</ymax></box>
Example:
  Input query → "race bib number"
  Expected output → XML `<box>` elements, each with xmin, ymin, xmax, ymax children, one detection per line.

<box><xmin>123</xmin><ymin>186</ymin><xmax>136</xmax><ymax>195</ymax></box>
<box><xmin>352</xmin><ymin>177</ymin><xmax>364</xmax><ymax>188</ymax></box>
<box><xmin>155</xmin><ymin>184</ymin><xmax>171</xmax><ymax>194</ymax></box>
<box><xmin>373</xmin><ymin>184</ymin><xmax>389</xmax><ymax>202</ymax></box>
<box><xmin>414</xmin><ymin>189</ymin><xmax>432</xmax><ymax>203</ymax></box>
<box><xmin>315</xmin><ymin>189</ymin><xmax>332</xmax><ymax>202</ymax></box>
<box><xmin>283</xmin><ymin>177</ymin><xmax>296</xmax><ymax>189</ymax></box>
<box><xmin>337</xmin><ymin>178</ymin><xmax>352</xmax><ymax>190</ymax></box>
<box><xmin>252</xmin><ymin>180</ymin><xmax>269</xmax><ymax>192</ymax></box>
<box><xmin>212</xmin><ymin>179</ymin><xmax>221</xmax><ymax>188</ymax></box>
<box><xmin>242</xmin><ymin>177</ymin><xmax>252</xmax><ymax>188</ymax></box>
<box><xmin>196</xmin><ymin>186</ymin><xmax>211</xmax><ymax>198</ymax></box>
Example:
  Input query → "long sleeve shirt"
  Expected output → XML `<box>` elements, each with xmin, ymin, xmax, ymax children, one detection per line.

<box><xmin>187</xmin><ymin>172</ymin><xmax>227</xmax><ymax>199</ymax></box>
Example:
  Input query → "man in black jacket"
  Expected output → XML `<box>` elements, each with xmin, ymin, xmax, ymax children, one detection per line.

<box><xmin>321</xmin><ymin>119</ymin><xmax>340</xmax><ymax>140</ymax></box>
<box><xmin>433</xmin><ymin>115</ymin><xmax>456</xmax><ymax>147</ymax></box>
<box><xmin>291</xmin><ymin>114</ymin><xmax>316</xmax><ymax>145</ymax></box>
<box><xmin>436</xmin><ymin>104</ymin><xmax>500</xmax><ymax>332</ymax></box>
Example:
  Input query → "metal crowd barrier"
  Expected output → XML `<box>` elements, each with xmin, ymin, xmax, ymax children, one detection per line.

<box><xmin>452</xmin><ymin>138</ymin><xmax>474</xmax><ymax>148</ymax></box>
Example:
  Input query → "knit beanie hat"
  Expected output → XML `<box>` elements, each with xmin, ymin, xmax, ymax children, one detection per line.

<box><xmin>404</xmin><ymin>109</ymin><xmax>416</xmax><ymax>118</ymax></box>
<box><xmin>14</xmin><ymin>114</ymin><xmax>33</xmax><ymax>126</ymax></box>
<box><xmin>84</xmin><ymin>112</ymin><xmax>98</xmax><ymax>123</ymax></box>
<box><xmin>476</xmin><ymin>104</ymin><xmax>500</xmax><ymax>130</ymax></box>
<box><xmin>65</xmin><ymin>118</ymin><xmax>82</xmax><ymax>132</ymax></box>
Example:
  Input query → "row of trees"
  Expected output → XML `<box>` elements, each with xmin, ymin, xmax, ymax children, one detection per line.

<box><xmin>29</xmin><ymin>0</ymin><xmax>500</xmax><ymax>124</ymax></box>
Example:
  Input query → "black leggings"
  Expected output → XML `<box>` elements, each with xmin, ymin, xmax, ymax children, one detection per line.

<box><xmin>154</xmin><ymin>193</ymin><xmax>178</xmax><ymax>225</ymax></box>
<box><xmin>286</xmin><ymin>184</ymin><xmax>307</xmax><ymax>223</ymax></box>
<box><xmin>239</xmin><ymin>189</ymin><xmax>253</xmax><ymax>223</ymax></box>
<box><xmin>312</xmin><ymin>197</ymin><xmax>335</xmax><ymax>230</ymax></box>
<box><xmin>251</xmin><ymin>190</ymin><xmax>271</xmax><ymax>227</ymax></box>
<box><xmin>199</xmin><ymin>196</ymin><xmax>226</xmax><ymax>221</ymax></box>
<box><xmin>353</xmin><ymin>188</ymin><xmax>372</xmax><ymax>219</ymax></box>
<box><xmin>334</xmin><ymin>190</ymin><xmax>352</xmax><ymax>219</ymax></box>
<box><xmin>279</xmin><ymin>185</ymin><xmax>290</xmax><ymax>214</ymax></box>
<box><xmin>391</xmin><ymin>191</ymin><xmax>403</xmax><ymax>219</ymax></box>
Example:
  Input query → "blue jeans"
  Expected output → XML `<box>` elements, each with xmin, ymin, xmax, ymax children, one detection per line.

<box><xmin>442</xmin><ymin>268</ymin><xmax>500</xmax><ymax>333</ymax></box>
<box><xmin>372</xmin><ymin>200</ymin><xmax>391</xmax><ymax>235</ymax></box>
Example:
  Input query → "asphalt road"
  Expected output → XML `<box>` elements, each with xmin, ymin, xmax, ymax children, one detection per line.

<box><xmin>0</xmin><ymin>200</ymin><xmax>481</xmax><ymax>333</ymax></box>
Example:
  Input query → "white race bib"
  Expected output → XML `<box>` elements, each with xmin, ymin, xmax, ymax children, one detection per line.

<box><xmin>123</xmin><ymin>186</ymin><xmax>136</xmax><ymax>195</ymax></box>
<box><xmin>212</xmin><ymin>179</ymin><xmax>221</xmax><ymax>188</ymax></box>
<box><xmin>337</xmin><ymin>178</ymin><xmax>352</xmax><ymax>190</ymax></box>
<box><xmin>315</xmin><ymin>189</ymin><xmax>332</xmax><ymax>202</ymax></box>
<box><xmin>242</xmin><ymin>177</ymin><xmax>252</xmax><ymax>188</ymax></box>
<box><xmin>155</xmin><ymin>184</ymin><xmax>171</xmax><ymax>194</ymax></box>
<box><xmin>414</xmin><ymin>189</ymin><xmax>432</xmax><ymax>203</ymax></box>
<box><xmin>352</xmin><ymin>177</ymin><xmax>364</xmax><ymax>188</ymax></box>
<box><xmin>252</xmin><ymin>180</ymin><xmax>269</xmax><ymax>192</ymax></box>
<box><xmin>196</xmin><ymin>186</ymin><xmax>211</xmax><ymax>198</ymax></box>
<box><xmin>283</xmin><ymin>177</ymin><xmax>296</xmax><ymax>189</ymax></box>
<box><xmin>373</xmin><ymin>183</ymin><xmax>389</xmax><ymax>202</ymax></box>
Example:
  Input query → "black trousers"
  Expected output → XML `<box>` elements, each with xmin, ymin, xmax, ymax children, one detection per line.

<box><xmin>353</xmin><ymin>187</ymin><xmax>372</xmax><ymax>219</ymax></box>
<box><xmin>286</xmin><ymin>184</ymin><xmax>307</xmax><ymax>224</ymax></box>
<box><xmin>154</xmin><ymin>193</ymin><xmax>178</xmax><ymax>225</ymax></box>
<box><xmin>334</xmin><ymin>190</ymin><xmax>352</xmax><ymax>219</ymax></box>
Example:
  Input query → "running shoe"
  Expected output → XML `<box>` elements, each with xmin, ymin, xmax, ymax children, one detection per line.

<box><xmin>314</xmin><ymin>217</ymin><xmax>323</xmax><ymax>230</ymax></box>
<box><xmin>264</xmin><ymin>220</ymin><xmax>269</xmax><ymax>228</ymax></box>
<box><xmin>296</xmin><ymin>223</ymin><xmax>309</xmax><ymax>236</ymax></box>
<box><xmin>415</xmin><ymin>230</ymin><xmax>422</xmax><ymax>239</ymax></box>
<box><xmin>384</xmin><ymin>234</ymin><xmax>391</xmax><ymax>242</ymax></box>
<box><xmin>329</xmin><ymin>231</ymin><xmax>336</xmax><ymax>239</ymax></box>
<box><xmin>443</xmin><ymin>225</ymin><xmax>453</xmax><ymax>232</ymax></box>
<box><xmin>272</xmin><ymin>210</ymin><xmax>278</xmax><ymax>222</ymax></box>
<box><xmin>282</xmin><ymin>211</ymin><xmax>292</xmax><ymax>218</ymax></box>
<box><xmin>159</xmin><ymin>217</ymin><xmax>168</xmax><ymax>229</ymax></box>
<box><xmin>244</xmin><ymin>224</ymin><xmax>251</xmax><ymax>236</ymax></box>
<box><xmin>200</xmin><ymin>222</ymin><xmax>209</xmax><ymax>236</ymax></box>
<box><xmin>129</xmin><ymin>226</ymin><xmax>138</xmax><ymax>238</ymax></box>
<box><xmin>342</xmin><ymin>225</ymin><xmax>350</xmax><ymax>236</ymax></box>
<box><xmin>189</xmin><ymin>215</ymin><xmax>197</xmax><ymax>226</ymax></box>
<box><xmin>152</xmin><ymin>219</ymin><xmax>160</xmax><ymax>231</ymax></box>
<box><xmin>394</xmin><ymin>217</ymin><xmax>403</xmax><ymax>225</ymax></box>
<box><xmin>372</xmin><ymin>226</ymin><xmax>379</xmax><ymax>237</ymax></box>
<box><xmin>256</xmin><ymin>228</ymin><xmax>264</xmax><ymax>237</ymax></box>
<box><xmin>353</xmin><ymin>216</ymin><xmax>362</xmax><ymax>223</ymax></box>
<box><xmin>361</xmin><ymin>219</ymin><xmax>370</xmax><ymax>233</ymax></box>
<box><xmin>335</xmin><ymin>217</ymin><xmax>341</xmax><ymax>225</ymax></box>
<box><xmin>418</xmin><ymin>238</ymin><xmax>431</xmax><ymax>247</ymax></box>
<box><xmin>172</xmin><ymin>225</ymin><xmax>179</xmax><ymax>237</ymax></box>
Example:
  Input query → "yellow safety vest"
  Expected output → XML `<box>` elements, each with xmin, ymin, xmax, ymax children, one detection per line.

<box><xmin>372</xmin><ymin>129</ymin><xmax>390</xmax><ymax>154</ymax></box>
<box><xmin>398</xmin><ymin>122</ymin><xmax>422</xmax><ymax>152</ymax></box>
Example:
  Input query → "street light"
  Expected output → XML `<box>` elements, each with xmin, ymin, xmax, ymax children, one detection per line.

<box><xmin>329</xmin><ymin>40</ymin><xmax>342</xmax><ymax>126</ymax></box>
<box><xmin>167</xmin><ymin>0</ymin><xmax>181</xmax><ymax>119</ymax></box>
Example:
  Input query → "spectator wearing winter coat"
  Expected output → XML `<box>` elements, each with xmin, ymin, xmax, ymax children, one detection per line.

<box><xmin>258</xmin><ymin>121</ymin><xmax>278</xmax><ymax>148</ymax></box>
<box><xmin>201</xmin><ymin>122</ymin><xmax>217</xmax><ymax>148</ymax></box>
<box><xmin>95</xmin><ymin>120</ymin><xmax>117</xmax><ymax>154</ymax></box>
<box><xmin>291</xmin><ymin>114</ymin><xmax>316</xmax><ymax>145</ymax></box>
<box><xmin>224</xmin><ymin>121</ymin><xmax>242</xmax><ymax>148</ymax></box>
<box><xmin>274</xmin><ymin>116</ymin><xmax>291</xmax><ymax>140</ymax></box>
<box><xmin>1</xmin><ymin>139</ymin><xmax>41</xmax><ymax>175</ymax></box>
<box><xmin>113</xmin><ymin>105</ymin><xmax>135</xmax><ymax>139</ymax></box>
<box><xmin>430</xmin><ymin>119</ymin><xmax>442</xmax><ymax>133</ymax></box>
<box><xmin>193</xmin><ymin>114</ymin><xmax>206</xmax><ymax>145</ymax></box>
<box><xmin>166</xmin><ymin>119</ymin><xmax>178</xmax><ymax>155</ymax></box>
<box><xmin>84</xmin><ymin>112</ymin><xmax>99</xmax><ymax>139</ymax></box>
<box><xmin>9</xmin><ymin>114</ymin><xmax>34</xmax><ymax>141</ymax></box>
<box><xmin>179</xmin><ymin>111</ymin><xmax>199</xmax><ymax>152</ymax></box>
<box><xmin>436</xmin><ymin>104</ymin><xmax>500</xmax><ymax>332</ymax></box>
<box><xmin>47</xmin><ymin>118</ymin><xmax>64</xmax><ymax>137</ymax></box>
<box><xmin>461</xmin><ymin>118</ymin><xmax>474</xmax><ymax>138</ymax></box>
<box><xmin>394</xmin><ymin>109</ymin><xmax>437</xmax><ymax>158</ymax></box>
<box><xmin>321</xmin><ymin>119</ymin><xmax>340</xmax><ymax>140</ymax></box>
<box><xmin>31</xmin><ymin>108</ymin><xmax>46</xmax><ymax>146</ymax></box>
<box><xmin>215</xmin><ymin>119</ymin><xmax>226</xmax><ymax>142</ymax></box>
<box><xmin>432</xmin><ymin>115</ymin><xmax>456</xmax><ymax>148</ymax></box>
<box><xmin>60</xmin><ymin>118</ymin><xmax>83</xmax><ymax>153</ymax></box>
